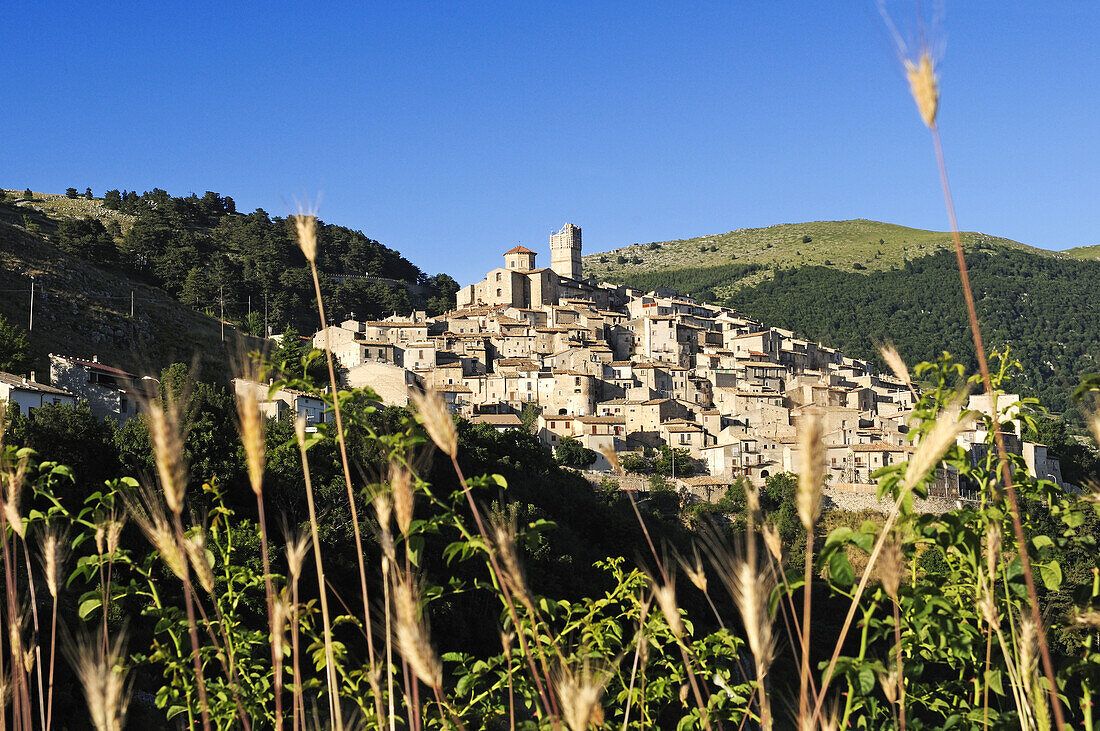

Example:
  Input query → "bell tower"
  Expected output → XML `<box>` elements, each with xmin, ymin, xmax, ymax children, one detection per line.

<box><xmin>549</xmin><ymin>223</ymin><xmax>582</xmax><ymax>281</ymax></box>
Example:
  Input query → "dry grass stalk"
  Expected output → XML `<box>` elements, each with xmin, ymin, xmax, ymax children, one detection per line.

<box><xmin>293</xmin><ymin>417</ymin><xmax>344</xmax><ymax>731</ymax></box>
<box><xmin>409</xmin><ymin>389</ymin><xmax>457</xmax><ymax>459</ymax></box>
<box><xmin>887</xmin><ymin>14</ymin><xmax>1067</xmax><ymax>725</ymax></box>
<box><xmin>796</xmin><ymin>412</ymin><xmax>824</xmax><ymax>729</ymax></box>
<box><xmin>553</xmin><ymin>660</ymin><xmax>607</xmax><ymax>731</ymax></box>
<box><xmin>67</xmin><ymin>630</ymin><xmax>131</xmax><ymax>731</ymax></box>
<box><xmin>392</xmin><ymin>571</ymin><xmax>443</xmax><ymax>690</ymax></box>
<box><xmin>296</xmin><ymin>207</ymin><xmax>381</xmax><ymax>723</ymax></box>
<box><xmin>236</xmin><ymin>384</ymin><xmax>282</xmax><ymax>728</ymax></box>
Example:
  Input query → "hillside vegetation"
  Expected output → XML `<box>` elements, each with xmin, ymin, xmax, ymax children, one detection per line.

<box><xmin>0</xmin><ymin>187</ymin><xmax>459</xmax><ymax>378</ymax></box>
<box><xmin>585</xmin><ymin>219</ymin><xmax>1100</xmax><ymax>418</ymax></box>
<box><xmin>723</xmin><ymin>248</ymin><xmax>1100</xmax><ymax>418</ymax></box>
<box><xmin>583</xmin><ymin>218</ymin><xmax>1050</xmax><ymax>291</ymax></box>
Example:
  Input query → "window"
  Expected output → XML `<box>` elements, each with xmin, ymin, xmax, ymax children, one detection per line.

<box><xmin>496</xmin><ymin>272</ymin><xmax>502</xmax><ymax>281</ymax></box>
<box><xmin>496</xmin><ymin>289</ymin><xmax>502</xmax><ymax>297</ymax></box>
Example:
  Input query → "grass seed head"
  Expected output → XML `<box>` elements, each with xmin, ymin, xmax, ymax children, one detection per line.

<box><xmin>880</xmin><ymin>344</ymin><xmax>914</xmax><ymax>394</ymax></box>
<box><xmin>392</xmin><ymin>571</ymin><xmax>443</xmax><ymax>689</ymax></box>
<box><xmin>409</xmin><ymin>388</ymin><xmax>457</xmax><ymax>458</ymax></box>
<box><xmin>905</xmin><ymin>52</ymin><xmax>939</xmax><ymax>129</ymax></box>
<box><xmin>67</xmin><ymin>630</ymin><xmax>131</xmax><ymax>731</ymax></box>
<box><xmin>650</xmin><ymin>575</ymin><xmax>683</xmax><ymax>639</ymax></box>
<box><xmin>554</xmin><ymin>660</ymin><xmax>608</xmax><ymax>731</ymax></box>
<box><xmin>294</xmin><ymin>213</ymin><xmax>318</xmax><ymax>264</ymax></box>
<box><xmin>284</xmin><ymin>527</ymin><xmax>310</xmax><ymax>582</ymax></box>
<box><xmin>122</xmin><ymin>485</ymin><xmax>186</xmax><ymax>580</ymax></box>
<box><xmin>903</xmin><ymin>409</ymin><xmax>973</xmax><ymax>491</ymax></box>
<box><xmin>236</xmin><ymin>388</ymin><xmax>266</xmax><ymax>497</ymax></box>
<box><xmin>146</xmin><ymin>401</ymin><xmax>188</xmax><ymax>515</ymax></box>
<box><xmin>761</xmin><ymin>521</ymin><xmax>783</xmax><ymax>562</ymax></box>
<box><xmin>676</xmin><ymin>544</ymin><xmax>708</xmax><ymax>594</ymax></box>
<box><xmin>184</xmin><ymin>529</ymin><xmax>216</xmax><ymax>595</ymax></box>
<box><xmin>880</xmin><ymin>536</ymin><xmax>903</xmax><ymax>601</ymax></box>
<box><xmin>797</xmin><ymin>412</ymin><xmax>825</xmax><ymax>530</ymax></box>
<box><xmin>391</xmin><ymin>464</ymin><xmax>414</xmax><ymax>537</ymax></box>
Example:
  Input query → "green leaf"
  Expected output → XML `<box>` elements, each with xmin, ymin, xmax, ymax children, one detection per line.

<box><xmin>828</xmin><ymin>551</ymin><xmax>855</xmax><ymax>587</ymax></box>
<box><xmin>856</xmin><ymin>666</ymin><xmax>875</xmax><ymax>695</ymax></box>
<box><xmin>78</xmin><ymin>597</ymin><xmax>102</xmax><ymax>620</ymax></box>
<box><xmin>1031</xmin><ymin>535</ymin><xmax>1054</xmax><ymax>551</ymax></box>
<box><xmin>986</xmin><ymin>668</ymin><xmax>1004</xmax><ymax>696</ymax></box>
<box><xmin>1039</xmin><ymin>560</ymin><xmax>1062</xmax><ymax>591</ymax></box>
<box><xmin>824</xmin><ymin>526</ymin><xmax>853</xmax><ymax>550</ymax></box>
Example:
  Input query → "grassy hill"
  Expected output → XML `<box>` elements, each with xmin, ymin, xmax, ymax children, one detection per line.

<box><xmin>584</xmin><ymin>219</ymin><xmax>1062</xmax><ymax>300</ymax></box>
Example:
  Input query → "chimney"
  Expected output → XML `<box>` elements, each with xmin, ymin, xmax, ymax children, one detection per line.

<box><xmin>29</xmin><ymin>371</ymin><xmax>35</xmax><ymax>383</ymax></box>
<box><xmin>92</xmin><ymin>355</ymin><xmax>99</xmax><ymax>363</ymax></box>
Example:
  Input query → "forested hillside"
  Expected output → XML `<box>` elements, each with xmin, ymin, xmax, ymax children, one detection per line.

<box><xmin>1</xmin><ymin>188</ymin><xmax>459</xmax><ymax>336</ymax></box>
<box><xmin>724</xmin><ymin>248</ymin><xmax>1100</xmax><ymax>418</ymax></box>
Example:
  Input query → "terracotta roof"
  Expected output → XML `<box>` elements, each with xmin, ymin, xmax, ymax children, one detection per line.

<box><xmin>576</xmin><ymin>416</ymin><xmax>625</xmax><ymax>424</ymax></box>
<box><xmin>504</xmin><ymin>245</ymin><xmax>536</xmax><ymax>255</ymax></box>
<box><xmin>51</xmin><ymin>355</ymin><xmax>133</xmax><ymax>377</ymax></box>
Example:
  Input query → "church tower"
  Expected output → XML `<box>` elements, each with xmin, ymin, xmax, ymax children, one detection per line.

<box><xmin>549</xmin><ymin>223</ymin><xmax>582</xmax><ymax>281</ymax></box>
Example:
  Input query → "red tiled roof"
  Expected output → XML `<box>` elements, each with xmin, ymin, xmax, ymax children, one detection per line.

<box><xmin>505</xmin><ymin>245</ymin><xmax>536</xmax><ymax>255</ymax></box>
<box><xmin>52</xmin><ymin>355</ymin><xmax>133</xmax><ymax>377</ymax></box>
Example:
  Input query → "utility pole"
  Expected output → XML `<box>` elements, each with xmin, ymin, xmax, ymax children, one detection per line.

<box><xmin>130</xmin><ymin>290</ymin><xmax>134</xmax><ymax>318</ymax></box>
<box><xmin>220</xmin><ymin>285</ymin><xmax>225</xmax><ymax>342</ymax></box>
<box><xmin>28</xmin><ymin>276</ymin><xmax>35</xmax><ymax>331</ymax></box>
<box><xmin>264</xmin><ymin>292</ymin><xmax>269</xmax><ymax>337</ymax></box>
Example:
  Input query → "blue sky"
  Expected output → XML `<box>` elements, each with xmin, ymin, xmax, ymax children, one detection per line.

<box><xmin>3</xmin><ymin>2</ymin><xmax>1098</xmax><ymax>284</ymax></box>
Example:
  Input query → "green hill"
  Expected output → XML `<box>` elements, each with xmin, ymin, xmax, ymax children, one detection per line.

<box><xmin>584</xmin><ymin>219</ymin><xmax>1062</xmax><ymax>300</ymax></box>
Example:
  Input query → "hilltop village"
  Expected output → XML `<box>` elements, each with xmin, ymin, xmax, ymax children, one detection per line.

<box><xmin>0</xmin><ymin>222</ymin><xmax>1065</xmax><ymax>497</ymax></box>
<box><xmin>302</xmin><ymin>224</ymin><xmax>1065</xmax><ymax>494</ymax></box>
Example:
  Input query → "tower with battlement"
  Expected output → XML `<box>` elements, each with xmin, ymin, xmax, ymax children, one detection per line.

<box><xmin>549</xmin><ymin>223</ymin><xmax>582</xmax><ymax>281</ymax></box>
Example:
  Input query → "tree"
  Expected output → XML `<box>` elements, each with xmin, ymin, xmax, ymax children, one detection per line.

<box><xmin>7</xmin><ymin>402</ymin><xmax>119</xmax><ymax>490</ymax></box>
<box><xmin>555</xmin><ymin>437</ymin><xmax>597</xmax><ymax>469</ymax></box>
<box><xmin>22</xmin><ymin>189</ymin><xmax>33</xmax><ymax>200</ymax></box>
<box><xmin>55</xmin><ymin>216</ymin><xmax>116</xmax><ymax>261</ymax></box>
<box><xmin>653</xmin><ymin>445</ymin><xmax>694</xmax><ymax>476</ymax></box>
<box><xmin>103</xmin><ymin>189</ymin><xmax>122</xmax><ymax>209</ymax></box>
<box><xmin>0</xmin><ymin>315</ymin><xmax>31</xmax><ymax>374</ymax></box>
<box><xmin>519</xmin><ymin>402</ymin><xmax>542</xmax><ymax>432</ymax></box>
<box><xmin>85</xmin><ymin>187</ymin><xmax>93</xmax><ymax>199</ymax></box>
<box><xmin>620</xmin><ymin>452</ymin><xmax>650</xmax><ymax>474</ymax></box>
